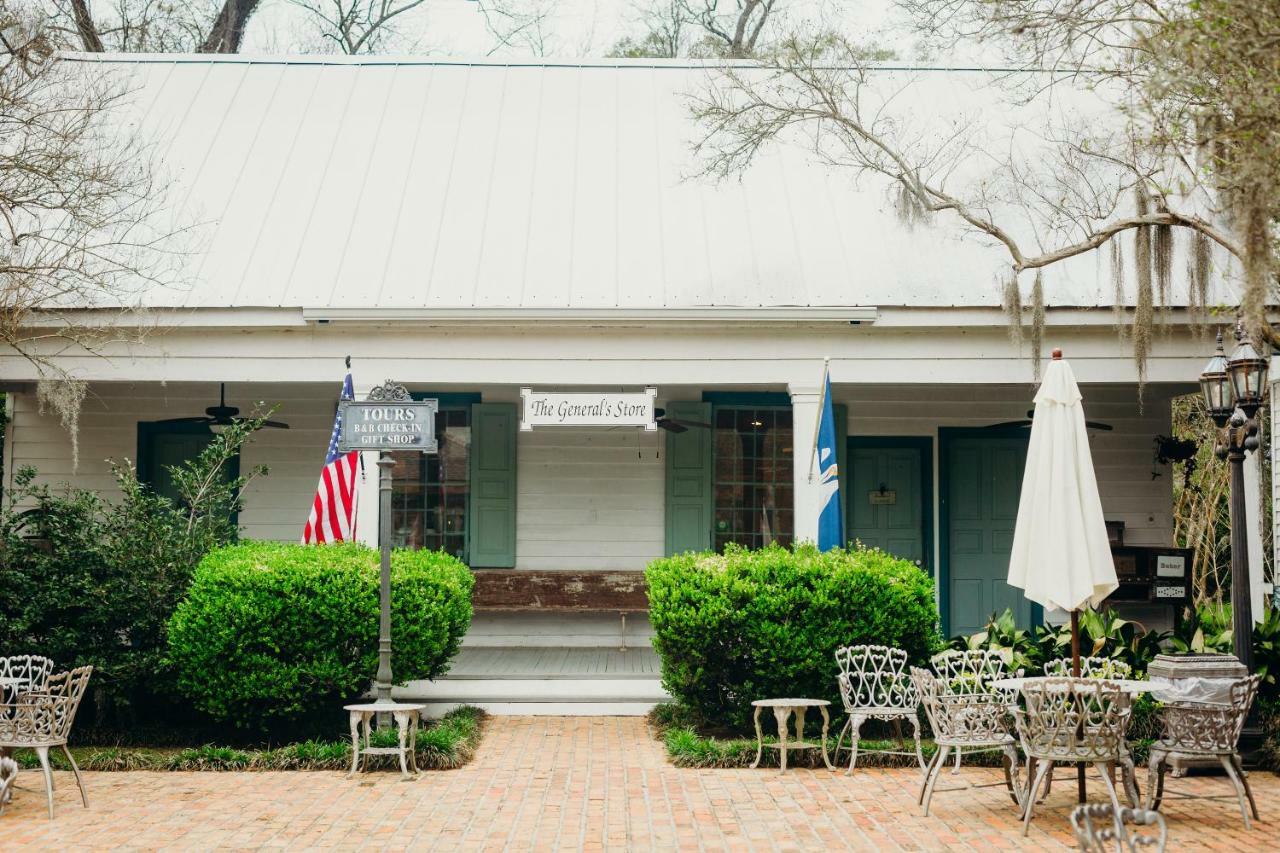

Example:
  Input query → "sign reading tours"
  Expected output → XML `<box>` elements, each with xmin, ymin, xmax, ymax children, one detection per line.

<box><xmin>520</xmin><ymin>388</ymin><xmax>657</xmax><ymax>431</ymax></box>
<box><xmin>338</xmin><ymin>399</ymin><xmax>439</xmax><ymax>452</ymax></box>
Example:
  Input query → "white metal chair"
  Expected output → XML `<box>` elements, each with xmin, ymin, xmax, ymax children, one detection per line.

<box><xmin>833</xmin><ymin>645</ymin><xmax>925</xmax><ymax>773</ymax></box>
<box><xmin>0</xmin><ymin>655</ymin><xmax>54</xmax><ymax>704</ymax></box>
<box><xmin>1014</xmin><ymin>678</ymin><xmax>1139</xmax><ymax>837</ymax></box>
<box><xmin>1070</xmin><ymin>803</ymin><xmax>1167</xmax><ymax>852</ymax></box>
<box><xmin>0</xmin><ymin>666</ymin><xmax>93</xmax><ymax>818</ymax></box>
<box><xmin>1044</xmin><ymin>657</ymin><xmax>1133</xmax><ymax>680</ymax></box>
<box><xmin>0</xmin><ymin>756</ymin><xmax>17</xmax><ymax>815</ymax></box>
<box><xmin>929</xmin><ymin>649</ymin><xmax>1020</xmax><ymax>772</ymax></box>
<box><xmin>1145</xmin><ymin>674</ymin><xmax>1261</xmax><ymax>829</ymax></box>
<box><xmin>910</xmin><ymin>667</ymin><xmax>1022</xmax><ymax>816</ymax></box>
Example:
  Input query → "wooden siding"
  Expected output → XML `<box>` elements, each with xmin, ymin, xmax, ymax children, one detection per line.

<box><xmin>516</xmin><ymin>426</ymin><xmax>665</xmax><ymax>570</ymax></box>
<box><xmin>5</xmin><ymin>383</ymin><xmax>336</xmax><ymax>542</ymax></box>
<box><xmin>4</xmin><ymin>381</ymin><xmax>1177</xmax><ymax>572</ymax></box>
<box><xmin>840</xmin><ymin>383</ymin><xmax>1177</xmax><ymax>549</ymax></box>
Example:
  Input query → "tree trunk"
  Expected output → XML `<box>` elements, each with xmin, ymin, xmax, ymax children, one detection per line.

<box><xmin>200</xmin><ymin>0</ymin><xmax>262</xmax><ymax>53</ymax></box>
<box><xmin>69</xmin><ymin>0</ymin><xmax>105</xmax><ymax>52</ymax></box>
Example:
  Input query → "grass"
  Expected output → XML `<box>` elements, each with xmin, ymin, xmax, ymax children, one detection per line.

<box><xmin>12</xmin><ymin>706</ymin><xmax>487</xmax><ymax>773</ymax></box>
<box><xmin>652</xmin><ymin>703</ymin><xmax>1009</xmax><ymax>770</ymax></box>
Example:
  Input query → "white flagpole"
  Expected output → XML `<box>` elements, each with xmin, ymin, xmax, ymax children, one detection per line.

<box><xmin>807</xmin><ymin>356</ymin><xmax>830</xmax><ymax>483</ymax></box>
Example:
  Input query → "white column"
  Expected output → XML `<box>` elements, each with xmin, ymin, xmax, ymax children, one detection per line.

<box><xmin>789</xmin><ymin>383</ymin><xmax>822</xmax><ymax>545</ymax></box>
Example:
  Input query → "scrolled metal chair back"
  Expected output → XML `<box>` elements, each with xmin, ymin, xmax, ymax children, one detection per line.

<box><xmin>910</xmin><ymin>666</ymin><xmax>1009</xmax><ymax>744</ymax></box>
<box><xmin>1016</xmin><ymin>678</ymin><xmax>1131</xmax><ymax>761</ymax></box>
<box><xmin>929</xmin><ymin>648</ymin><xmax>1009</xmax><ymax>695</ymax></box>
<box><xmin>1160</xmin><ymin>674</ymin><xmax>1260</xmax><ymax>754</ymax></box>
<box><xmin>836</xmin><ymin>645</ymin><xmax>917</xmax><ymax>712</ymax></box>
<box><xmin>1044</xmin><ymin>657</ymin><xmax>1133</xmax><ymax>680</ymax></box>
<box><xmin>1070</xmin><ymin>803</ymin><xmax>1167</xmax><ymax>852</ymax></box>
<box><xmin>0</xmin><ymin>655</ymin><xmax>54</xmax><ymax>703</ymax></box>
<box><xmin>37</xmin><ymin>666</ymin><xmax>93</xmax><ymax>741</ymax></box>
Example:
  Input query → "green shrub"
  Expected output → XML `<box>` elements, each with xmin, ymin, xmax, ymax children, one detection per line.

<box><xmin>166</xmin><ymin>541</ymin><xmax>473</xmax><ymax>727</ymax></box>
<box><xmin>646</xmin><ymin>543</ymin><xmax>940</xmax><ymax>732</ymax></box>
<box><xmin>0</xmin><ymin>416</ymin><xmax>269</xmax><ymax>726</ymax></box>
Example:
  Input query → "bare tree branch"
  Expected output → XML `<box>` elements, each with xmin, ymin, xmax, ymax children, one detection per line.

<box><xmin>290</xmin><ymin>0</ymin><xmax>428</xmax><ymax>54</ymax></box>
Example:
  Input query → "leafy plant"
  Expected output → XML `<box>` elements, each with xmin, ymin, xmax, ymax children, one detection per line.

<box><xmin>0</xmin><ymin>414</ymin><xmax>269</xmax><ymax>725</ymax></box>
<box><xmin>1038</xmin><ymin>608</ymin><xmax>1168</xmax><ymax>675</ymax></box>
<box><xmin>166</xmin><ymin>541</ymin><xmax>473</xmax><ymax>728</ymax></box>
<box><xmin>646</xmin><ymin>542</ymin><xmax>941</xmax><ymax>733</ymax></box>
<box><xmin>950</xmin><ymin>609</ymin><xmax>1045</xmax><ymax>673</ymax></box>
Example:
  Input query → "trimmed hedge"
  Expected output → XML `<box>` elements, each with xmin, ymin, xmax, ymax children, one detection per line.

<box><xmin>167</xmin><ymin>541</ymin><xmax>473</xmax><ymax>727</ymax></box>
<box><xmin>647</xmin><ymin>543</ymin><xmax>941</xmax><ymax>732</ymax></box>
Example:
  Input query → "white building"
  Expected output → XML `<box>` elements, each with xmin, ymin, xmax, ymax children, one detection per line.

<box><xmin>1</xmin><ymin>54</ymin><xmax>1253</xmax><ymax>713</ymax></box>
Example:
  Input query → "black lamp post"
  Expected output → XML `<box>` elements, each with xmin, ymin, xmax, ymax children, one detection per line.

<box><xmin>1198</xmin><ymin>324</ymin><xmax>1269</xmax><ymax>691</ymax></box>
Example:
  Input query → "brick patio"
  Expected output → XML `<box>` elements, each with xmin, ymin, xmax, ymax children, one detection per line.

<box><xmin>1</xmin><ymin>717</ymin><xmax>1274</xmax><ymax>850</ymax></box>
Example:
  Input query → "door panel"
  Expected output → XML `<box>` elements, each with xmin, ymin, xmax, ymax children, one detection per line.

<box><xmin>847</xmin><ymin>443</ymin><xmax>925</xmax><ymax>567</ymax></box>
<box><xmin>946</xmin><ymin>434</ymin><xmax>1030</xmax><ymax>636</ymax></box>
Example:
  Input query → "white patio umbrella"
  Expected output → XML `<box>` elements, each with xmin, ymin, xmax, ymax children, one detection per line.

<box><xmin>1007</xmin><ymin>349</ymin><xmax>1118</xmax><ymax>675</ymax></box>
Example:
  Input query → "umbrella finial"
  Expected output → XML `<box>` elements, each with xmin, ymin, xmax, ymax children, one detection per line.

<box><xmin>1052</xmin><ymin>348</ymin><xmax>1063</xmax><ymax>360</ymax></box>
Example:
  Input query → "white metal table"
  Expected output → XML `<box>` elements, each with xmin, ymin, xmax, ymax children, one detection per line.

<box><xmin>992</xmin><ymin>676</ymin><xmax>1151</xmax><ymax>805</ymax></box>
<box><xmin>344</xmin><ymin>702</ymin><xmax>428</xmax><ymax>780</ymax></box>
<box><xmin>750</xmin><ymin>698</ymin><xmax>834</xmax><ymax>772</ymax></box>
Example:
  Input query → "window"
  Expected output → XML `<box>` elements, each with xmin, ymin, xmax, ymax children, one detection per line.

<box><xmin>390</xmin><ymin>408</ymin><xmax>470</xmax><ymax>558</ymax></box>
<box><xmin>712</xmin><ymin>407</ymin><xmax>793</xmax><ymax>551</ymax></box>
<box><xmin>137</xmin><ymin>422</ymin><xmax>239</xmax><ymax>507</ymax></box>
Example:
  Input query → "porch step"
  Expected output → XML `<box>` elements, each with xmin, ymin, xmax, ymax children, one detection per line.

<box><xmin>399</xmin><ymin>645</ymin><xmax>670</xmax><ymax>716</ymax></box>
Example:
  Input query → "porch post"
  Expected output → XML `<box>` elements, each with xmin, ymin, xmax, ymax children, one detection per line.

<box><xmin>789</xmin><ymin>383</ymin><xmax>822</xmax><ymax>544</ymax></box>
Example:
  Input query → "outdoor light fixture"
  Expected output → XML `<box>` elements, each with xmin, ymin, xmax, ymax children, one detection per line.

<box><xmin>1227</xmin><ymin>328</ymin><xmax>1269</xmax><ymax>415</ymax></box>
<box><xmin>1198</xmin><ymin>331</ymin><xmax>1234</xmax><ymax>423</ymax></box>
<box><xmin>1197</xmin><ymin>322</ymin><xmax>1271</xmax><ymax>754</ymax></box>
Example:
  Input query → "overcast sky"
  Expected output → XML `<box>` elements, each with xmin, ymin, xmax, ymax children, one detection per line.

<box><xmin>239</xmin><ymin>0</ymin><xmax>915</xmax><ymax>60</ymax></box>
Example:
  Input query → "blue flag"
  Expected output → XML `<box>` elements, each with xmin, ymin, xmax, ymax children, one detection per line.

<box><xmin>816</xmin><ymin>370</ymin><xmax>844</xmax><ymax>551</ymax></box>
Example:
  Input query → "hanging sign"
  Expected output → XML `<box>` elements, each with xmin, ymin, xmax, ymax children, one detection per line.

<box><xmin>338</xmin><ymin>398</ymin><xmax>438</xmax><ymax>452</ymax></box>
<box><xmin>520</xmin><ymin>388</ymin><xmax>657</xmax><ymax>431</ymax></box>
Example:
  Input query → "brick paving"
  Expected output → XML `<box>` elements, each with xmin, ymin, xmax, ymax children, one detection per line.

<box><xmin>0</xmin><ymin>717</ymin><xmax>1275</xmax><ymax>850</ymax></box>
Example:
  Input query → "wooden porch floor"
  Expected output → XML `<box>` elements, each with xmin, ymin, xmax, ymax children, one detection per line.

<box><xmin>445</xmin><ymin>646</ymin><xmax>661</xmax><ymax>680</ymax></box>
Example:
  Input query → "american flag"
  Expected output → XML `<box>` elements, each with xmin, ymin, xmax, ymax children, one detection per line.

<box><xmin>303</xmin><ymin>372</ymin><xmax>360</xmax><ymax>543</ymax></box>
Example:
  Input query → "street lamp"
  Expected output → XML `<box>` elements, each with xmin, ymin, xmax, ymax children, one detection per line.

<box><xmin>1198</xmin><ymin>324</ymin><xmax>1269</xmax><ymax>681</ymax></box>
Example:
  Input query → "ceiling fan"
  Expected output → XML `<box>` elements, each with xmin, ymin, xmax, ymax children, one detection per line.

<box><xmin>984</xmin><ymin>409</ymin><xmax>1113</xmax><ymax>431</ymax></box>
<box><xmin>655</xmin><ymin>407</ymin><xmax>712</xmax><ymax>433</ymax></box>
<box><xmin>155</xmin><ymin>384</ymin><xmax>289</xmax><ymax>430</ymax></box>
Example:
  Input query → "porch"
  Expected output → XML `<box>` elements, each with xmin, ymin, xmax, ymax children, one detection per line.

<box><xmin>2</xmin><ymin>374</ymin><xmax>1189</xmax><ymax>713</ymax></box>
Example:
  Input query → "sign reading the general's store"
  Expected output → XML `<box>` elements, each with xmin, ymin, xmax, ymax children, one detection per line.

<box><xmin>520</xmin><ymin>388</ymin><xmax>657</xmax><ymax>431</ymax></box>
<box><xmin>338</xmin><ymin>398</ymin><xmax>439</xmax><ymax>452</ymax></box>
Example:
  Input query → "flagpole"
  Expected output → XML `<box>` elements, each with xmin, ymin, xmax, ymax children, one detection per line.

<box><xmin>807</xmin><ymin>357</ymin><xmax>830</xmax><ymax>483</ymax></box>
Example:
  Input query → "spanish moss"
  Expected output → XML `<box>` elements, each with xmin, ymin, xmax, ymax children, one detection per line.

<box><xmin>1189</xmin><ymin>231</ymin><xmax>1212</xmax><ymax>339</ymax></box>
<box><xmin>1110</xmin><ymin>236</ymin><xmax>1126</xmax><ymax>335</ymax></box>
<box><xmin>1001</xmin><ymin>272</ymin><xmax>1023</xmax><ymax>347</ymax></box>
<box><xmin>36</xmin><ymin>377</ymin><xmax>89</xmax><ymax>472</ymax></box>
<box><xmin>1132</xmin><ymin>190</ymin><xmax>1154</xmax><ymax>388</ymax></box>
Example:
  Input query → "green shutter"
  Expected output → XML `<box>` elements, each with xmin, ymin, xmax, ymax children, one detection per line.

<box><xmin>834</xmin><ymin>403</ymin><xmax>848</xmax><ymax>541</ymax></box>
<box><xmin>468</xmin><ymin>403</ymin><xmax>517</xmax><ymax>567</ymax></box>
<box><xmin>664</xmin><ymin>402</ymin><xmax>713</xmax><ymax>555</ymax></box>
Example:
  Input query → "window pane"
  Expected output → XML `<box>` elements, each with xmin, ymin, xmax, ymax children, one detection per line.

<box><xmin>711</xmin><ymin>406</ymin><xmax>793</xmax><ymax>550</ymax></box>
<box><xmin>391</xmin><ymin>409</ymin><xmax>471</xmax><ymax>560</ymax></box>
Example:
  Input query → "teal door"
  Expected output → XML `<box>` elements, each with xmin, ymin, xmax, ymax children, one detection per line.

<box><xmin>847</xmin><ymin>440</ymin><xmax>929</xmax><ymax>568</ymax></box>
<box><xmin>944</xmin><ymin>432</ymin><xmax>1031</xmax><ymax>636</ymax></box>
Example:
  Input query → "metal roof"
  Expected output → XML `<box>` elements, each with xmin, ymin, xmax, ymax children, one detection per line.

<box><xmin>64</xmin><ymin>53</ymin><xmax>1225</xmax><ymax>313</ymax></box>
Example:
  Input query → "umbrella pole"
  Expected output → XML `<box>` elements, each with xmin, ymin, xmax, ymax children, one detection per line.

<box><xmin>1070</xmin><ymin>609</ymin><xmax>1086</xmax><ymax>802</ymax></box>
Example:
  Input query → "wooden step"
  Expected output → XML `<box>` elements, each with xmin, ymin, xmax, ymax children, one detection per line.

<box><xmin>471</xmin><ymin>570</ymin><xmax>647</xmax><ymax>611</ymax></box>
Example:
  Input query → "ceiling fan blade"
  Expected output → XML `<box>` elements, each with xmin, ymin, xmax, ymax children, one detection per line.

<box><xmin>983</xmin><ymin>420</ymin><xmax>1031</xmax><ymax>429</ymax></box>
<box><xmin>668</xmin><ymin>419</ymin><xmax>712</xmax><ymax>429</ymax></box>
<box><xmin>260</xmin><ymin>420</ymin><xmax>290</xmax><ymax>429</ymax></box>
<box><xmin>657</xmin><ymin>420</ymin><xmax>688</xmax><ymax>433</ymax></box>
<box><xmin>153</xmin><ymin>416</ymin><xmax>213</xmax><ymax>425</ymax></box>
<box><xmin>1084</xmin><ymin>421</ymin><xmax>1114</xmax><ymax>431</ymax></box>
